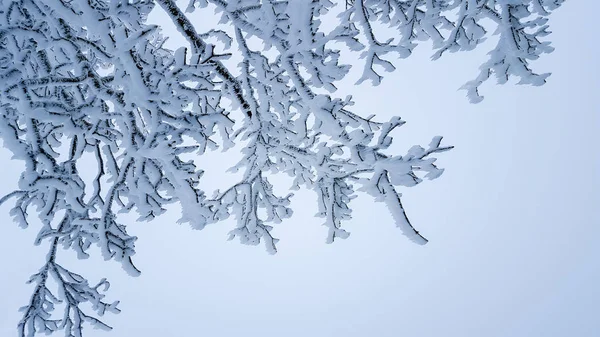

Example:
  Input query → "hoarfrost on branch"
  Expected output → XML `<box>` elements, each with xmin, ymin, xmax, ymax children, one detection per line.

<box><xmin>0</xmin><ymin>0</ymin><xmax>562</xmax><ymax>335</ymax></box>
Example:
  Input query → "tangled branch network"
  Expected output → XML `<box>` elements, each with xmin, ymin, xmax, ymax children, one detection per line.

<box><xmin>0</xmin><ymin>0</ymin><xmax>562</xmax><ymax>335</ymax></box>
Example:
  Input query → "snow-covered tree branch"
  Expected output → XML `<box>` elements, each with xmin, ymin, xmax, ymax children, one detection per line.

<box><xmin>0</xmin><ymin>0</ymin><xmax>562</xmax><ymax>335</ymax></box>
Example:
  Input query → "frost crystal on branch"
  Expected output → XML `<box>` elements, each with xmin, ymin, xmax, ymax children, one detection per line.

<box><xmin>0</xmin><ymin>0</ymin><xmax>562</xmax><ymax>335</ymax></box>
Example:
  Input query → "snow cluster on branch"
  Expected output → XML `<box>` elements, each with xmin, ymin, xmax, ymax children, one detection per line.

<box><xmin>0</xmin><ymin>0</ymin><xmax>562</xmax><ymax>335</ymax></box>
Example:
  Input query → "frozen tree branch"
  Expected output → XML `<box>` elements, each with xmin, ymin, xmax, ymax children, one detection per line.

<box><xmin>0</xmin><ymin>0</ymin><xmax>562</xmax><ymax>335</ymax></box>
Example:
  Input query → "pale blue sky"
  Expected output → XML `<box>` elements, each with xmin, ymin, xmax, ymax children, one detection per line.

<box><xmin>1</xmin><ymin>2</ymin><xmax>598</xmax><ymax>337</ymax></box>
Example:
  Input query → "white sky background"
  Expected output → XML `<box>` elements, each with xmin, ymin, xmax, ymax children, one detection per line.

<box><xmin>1</xmin><ymin>1</ymin><xmax>598</xmax><ymax>337</ymax></box>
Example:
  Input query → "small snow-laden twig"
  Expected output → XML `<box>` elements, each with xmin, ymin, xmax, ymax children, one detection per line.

<box><xmin>18</xmin><ymin>211</ymin><xmax>119</xmax><ymax>337</ymax></box>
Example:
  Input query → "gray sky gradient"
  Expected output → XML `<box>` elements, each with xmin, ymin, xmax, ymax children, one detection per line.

<box><xmin>1</xmin><ymin>1</ymin><xmax>598</xmax><ymax>337</ymax></box>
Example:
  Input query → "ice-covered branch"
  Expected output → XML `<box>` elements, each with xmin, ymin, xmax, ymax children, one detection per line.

<box><xmin>0</xmin><ymin>0</ymin><xmax>562</xmax><ymax>335</ymax></box>
<box><xmin>156</xmin><ymin>0</ymin><xmax>253</xmax><ymax>117</ymax></box>
<box><xmin>18</xmin><ymin>212</ymin><xmax>119</xmax><ymax>337</ymax></box>
<box><xmin>341</xmin><ymin>0</ymin><xmax>563</xmax><ymax>99</ymax></box>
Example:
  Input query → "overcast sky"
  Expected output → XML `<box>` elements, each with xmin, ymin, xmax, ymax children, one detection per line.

<box><xmin>1</xmin><ymin>1</ymin><xmax>598</xmax><ymax>337</ymax></box>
